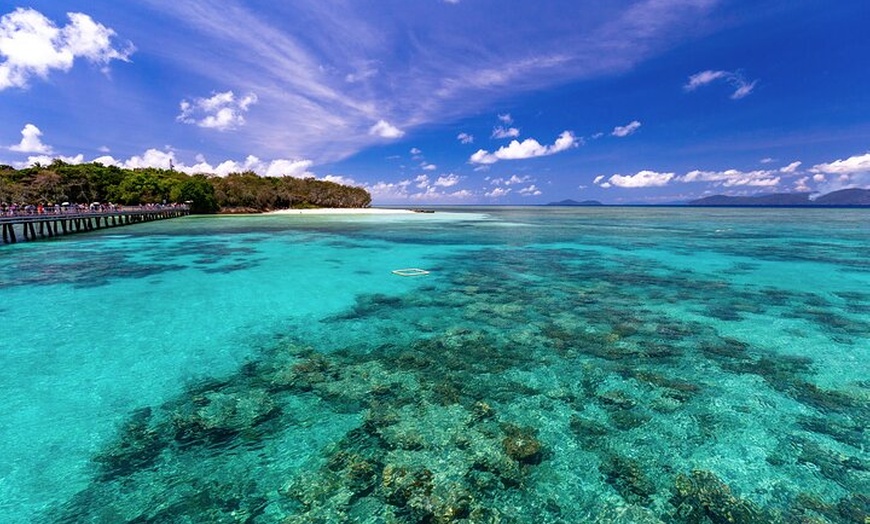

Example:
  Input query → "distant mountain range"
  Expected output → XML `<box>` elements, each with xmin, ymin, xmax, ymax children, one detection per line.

<box><xmin>545</xmin><ymin>199</ymin><xmax>603</xmax><ymax>206</ymax></box>
<box><xmin>689</xmin><ymin>188</ymin><xmax>870</xmax><ymax>207</ymax></box>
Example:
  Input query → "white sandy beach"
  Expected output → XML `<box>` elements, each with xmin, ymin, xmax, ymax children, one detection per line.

<box><xmin>265</xmin><ymin>207</ymin><xmax>418</xmax><ymax>215</ymax></box>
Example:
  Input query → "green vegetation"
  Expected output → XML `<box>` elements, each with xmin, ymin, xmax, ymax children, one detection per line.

<box><xmin>0</xmin><ymin>160</ymin><xmax>371</xmax><ymax>214</ymax></box>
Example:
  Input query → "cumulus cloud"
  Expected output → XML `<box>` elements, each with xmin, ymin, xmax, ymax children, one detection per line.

<box><xmin>490</xmin><ymin>174</ymin><xmax>533</xmax><ymax>186</ymax></box>
<box><xmin>457</xmin><ymin>132</ymin><xmax>474</xmax><ymax>144</ymax></box>
<box><xmin>0</xmin><ymin>7</ymin><xmax>133</xmax><ymax>90</ymax></box>
<box><xmin>684</xmin><ymin>69</ymin><xmax>758</xmax><ymax>99</ymax></box>
<box><xmin>361</xmin><ymin>175</ymin><xmax>470</xmax><ymax>203</ymax></box>
<box><xmin>485</xmin><ymin>187</ymin><xmax>511</xmax><ymax>198</ymax></box>
<box><xmin>9</xmin><ymin>123</ymin><xmax>52</xmax><ymax>153</ymax></box>
<box><xmin>177</xmin><ymin>90</ymin><xmax>258</xmax><ymax>131</ymax></box>
<box><xmin>22</xmin><ymin>153</ymin><xmax>85</xmax><ymax>166</ymax></box>
<box><xmin>421</xmin><ymin>163</ymin><xmax>437</xmax><ymax>171</ymax></box>
<box><xmin>599</xmin><ymin>170</ymin><xmax>675</xmax><ymax>188</ymax></box>
<box><xmin>794</xmin><ymin>176</ymin><xmax>811</xmax><ymax>192</ymax></box>
<box><xmin>612</xmin><ymin>120</ymin><xmax>641</xmax><ymax>137</ymax></box>
<box><xmin>809</xmin><ymin>152</ymin><xmax>870</xmax><ymax>193</ymax></box>
<box><xmin>680</xmin><ymin>169</ymin><xmax>780</xmax><ymax>187</ymax></box>
<box><xmin>498</xmin><ymin>113</ymin><xmax>513</xmax><ymax>124</ymax></box>
<box><xmin>432</xmin><ymin>174</ymin><xmax>458</xmax><ymax>187</ymax></box>
<box><xmin>518</xmin><ymin>184</ymin><xmax>542</xmax><ymax>196</ymax></box>
<box><xmin>492</xmin><ymin>126</ymin><xmax>520</xmax><ymax>139</ymax></box>
<box><xmin>470</xmin><ymin>131</ymin><xmax>577</xmax><ymax>164</ymax></box>
<box><xmin>811</xmin><ymin>152</ymin><xmax>870</xmax><ymax>176</ymax></box>
<box><xmin>21</xmin><ymin>147</ymin><xmax>315</xmax><ymax>178</ymax></box>
<box><xmin>369</xmin><ymin>119</ymin><xmax>404</xmax><ymax>138</ymax></box>
<box><xmin>779</xmin><ymin>161</ymin><xmax>801</xmax><ymax>173</ymax></box>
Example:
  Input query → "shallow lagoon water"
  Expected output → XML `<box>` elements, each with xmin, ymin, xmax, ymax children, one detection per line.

<box><xmin>0</xmin><ymin>207</ymin><xmax>867</xmax><ymax>523</ymax></box>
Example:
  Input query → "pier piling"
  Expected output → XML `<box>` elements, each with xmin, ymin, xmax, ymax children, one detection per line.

<box><xmin>0</xmin><ymin>206</ymin><xmax>190</xmax><ymax>245</ymax></box>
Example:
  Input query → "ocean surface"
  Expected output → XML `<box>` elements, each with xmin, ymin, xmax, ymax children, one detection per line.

<box><xmin>0</xmin><ymin>207</ymin><xmax>867</xmax><ymax>523</ymax></box>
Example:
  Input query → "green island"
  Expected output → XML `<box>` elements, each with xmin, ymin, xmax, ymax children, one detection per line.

<box><xmin>0</xmin><ymin>160</ymin><xmax>371</xmax><ymax>214</ymax></box>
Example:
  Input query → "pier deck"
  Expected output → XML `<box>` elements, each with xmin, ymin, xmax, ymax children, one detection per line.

<box><xmin>1</xmin><ymin>206</ymin><xmax>190</xmax><ymax>245</ymax></box>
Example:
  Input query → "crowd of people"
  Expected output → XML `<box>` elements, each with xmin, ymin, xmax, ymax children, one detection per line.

<box><xmin>0</xmin><ymin>202</ymin><xmax>187</xmax><ymax>217</ymax></box>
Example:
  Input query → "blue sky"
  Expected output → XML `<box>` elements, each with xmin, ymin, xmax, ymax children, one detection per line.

<box><xmin>1</xmin><ymin>1</ymin><xmax>868</xmax><ymax>204</ymax></box>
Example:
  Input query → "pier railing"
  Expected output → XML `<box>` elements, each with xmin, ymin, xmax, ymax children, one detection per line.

<box><xmin>1</xmin><ymin>205</ymin><xmax>190</xmax><ymax>244</ymax></box>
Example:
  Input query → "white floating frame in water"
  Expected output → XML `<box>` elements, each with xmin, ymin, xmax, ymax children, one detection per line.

<box><xmin>392</xmin><ymin>268</ymin><xmax>430</xmax><ymax>277</ymax></box>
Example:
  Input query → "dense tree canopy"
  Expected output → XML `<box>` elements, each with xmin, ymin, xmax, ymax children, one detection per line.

<box><xmin>0</xmin><ymin>161</ymin><xmax>371</xmax><ymax>213</ymax></box>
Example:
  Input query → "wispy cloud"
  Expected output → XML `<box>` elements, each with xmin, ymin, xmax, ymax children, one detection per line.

<box><xmin>457</xmin><ymin>132</ymin><xmax>474</xmax><ymax>144</ymax></box>
<box><xmin>140</xmin><ymin>0</ymin><xmax>721</xmax><ymax>162</ymax></box>
<box><xmin>470</xmin><ymin>131</ymin><xmax>577</xmax><ymax>164</ymax></box>
<box><xmin>612</xmin><ymin>120</ymin><xmax>641</xmax><ymax>137</ymax></box>
<box><xmin>0</xmin><ymin>7</ymin><xmax>133</xmax><ymax>90</ymax></box>
<box><xmin>684</xmin><ymin>69</ymin><xmax>758</xmax><ymax>99</ymax></box>
<box><xmin>177</xmin><ymin>91</ymin><xmax>258</xmax><ymax>131</ymax></box>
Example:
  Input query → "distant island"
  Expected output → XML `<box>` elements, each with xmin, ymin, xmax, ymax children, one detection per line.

<box><xmin>689</xmin><ymin>188</ymin><xmax>870</xmax><ymax>207</ymax></box>
<box><xmin>545</xmin><ymin>199</ymin><xmax>603</xmax><ymax>206</ymax></box>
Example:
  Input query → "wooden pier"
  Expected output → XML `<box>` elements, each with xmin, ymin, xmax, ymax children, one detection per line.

<box><xmin>1</xmin><ymin>206</ymin><xmax>190</xmax><ymax>245</ymax></box>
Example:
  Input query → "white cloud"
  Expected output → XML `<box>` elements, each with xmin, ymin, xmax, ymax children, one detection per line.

<box><xmin>9</xmin><ymin>123</ymin><xmax>52</xmax><ymax>153</ymax></box>
<box><xmin>321</xmin><ymin>174</ymin><xmax>359</xmax><ymax>187</ymax></box>
<box><xmin>760</xmin><ymin>157</ymin><xmax>775</xmax><ymax>164</ymax></box>
<box><xmin>518</xmin><ymin>184</ymin><xmax>542</xmax><ymax>196</ymax></box>
<box><xmin>19</xmin><ymin>147</ymin><xmax>316</xmax><ymax>179</ymax></box>
<box><xmin>21</xmin><ymin>153</ymin><xmax>84</xmax><ymax>166</ymax></box>
<box><xmin>809</xmin><ymin>152</ymin><xmax>870</xmax><ymax>193</ymax></box>
<box><xmin>611</xmin><ymin>120</ymin><xmax>641</xmax><ymax>137</ymax></box>
<box><xmin>684</xmin><ymin>70</ymin><xmax>728</xmax><ymax>90</ymax></box>
<box><xmin>177</xmin><ymin>90</ymin><xmax>258</xmax><ymax>131</ymax></box>
<box><xmin>421</xmin><ymin>163</ymin><xmax>437</xmax><ymax>171</ymax></box>
<box><xmin>457</xmin><ymin>132</ymin><xmax>474</xmax><ymax>144</ymax></box>
<box><xmin>684</xmin><ymin>69</ymin><xmax>758</xmax><ymax>99</ymax></box>
<box><xmin>681</xmin><ymin>169</ymin><xmax>780</xmax><ymax>187</ymax></box>
<box><xmin>410</xmin><ymin>147</ymin><xmax>422</xmax><ymax>155</ymax></box>
<box><xmin>434</xmin><ymin>174</ymin><xmax>460</xmax><ymax>187</ymax></box>
<box><xmin>369</xmin><ymin>119</ymin><xmax>404</xmax><ymax>138</ymax></box>
<box><xmin>264</xmin><ymin>158</ymin><xmax>314</xmax><ymax>177</ymax></box>
<box><xmin>492</xmin><ymin>126</ymin><xmax>520</xmax><ymax>139</ymax></box>
<box><xmin>414</xmin><ymin>174</ymin><xmax>429</xmax><ymax>189</ymax></box>
<box><xmin>469</xmin><ymin>149</ymin><xmax>498</xmax><ymax>165</ymax></box>
<box><xmin>485</xmin><ymin>187</ymin><xmax>511</xmax><ymax>198</ymax></box>
<box><xmin>810</xmin><ymin>152</ymin><xmax>870</xmax><ymax>176</ymax></box>
<box><xmin>605</xmin><ymin>170</ymin><xmax>675</xmax><ymax>188</ymax></box>
<box><xmin>593</xmin><ymin>175</ymin><xmax>605</xmax><ymax>185</ymax></box>
<box><xmin>490</xmin><ymin>175</ymin><xmax>532</xmax><ymax>186</ymax></box>
<box><xmin>498</xmin><ymin>113</ymin><xmax>513</xmax><ymax>124</ymax></box>
<box><xmin>779</xmin><ymin>161</ymin><xmax>801</xmax><ymax>173</ymax></box>
<box><xmin>794</xmin><ymin>176</ymin><xmax>811</xmax><ymax>192</ymax></box>
<box><xmin>470</xmin><ymin>131</ymin><xmax>577</xmax><ymax>164</ymax></box>
<box><xmin>0</xmin><ymin>7</ymin><xmax>133</xmax><ymax>90</ymax></box>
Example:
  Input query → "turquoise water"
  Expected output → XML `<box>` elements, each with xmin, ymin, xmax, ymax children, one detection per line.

<box><xmin>0</xmin><ymin>207</ymin><xmax>867</xmax><ymax>523</ymax></box>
